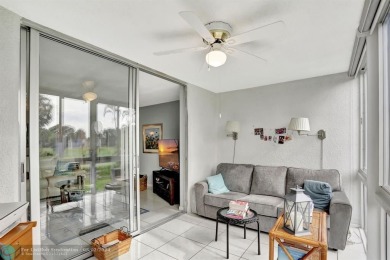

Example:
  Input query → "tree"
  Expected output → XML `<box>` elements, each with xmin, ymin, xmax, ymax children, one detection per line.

<box><xmin>39</xmin><ymin>95</ymin><xmax>54</xmax><ymax>128</ymax></box>
<box><xmin>104</xmin><ymin>105</ymin><xmax>129</xmax><ymax>129</ymax></box>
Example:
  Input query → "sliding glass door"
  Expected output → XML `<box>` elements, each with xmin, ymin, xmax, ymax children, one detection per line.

<box><xmin>29</xmin><ymin>31</ymin><xmax>139</xmax><ymax>258</ymax></box>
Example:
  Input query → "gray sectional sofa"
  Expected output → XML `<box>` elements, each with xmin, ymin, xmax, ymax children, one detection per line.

<box><xmin>194</xmin><ymin>163</ymin><xmax>352</xmax><ymax>250</ymax></box>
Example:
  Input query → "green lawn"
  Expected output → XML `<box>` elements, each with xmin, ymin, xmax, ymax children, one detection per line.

<box><xmin>82</xmin><ymin>162</ymin><xmax>118</xmax><ymax>192</ymax></box>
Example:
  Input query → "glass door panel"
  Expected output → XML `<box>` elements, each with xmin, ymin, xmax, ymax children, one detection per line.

<box><xmin>36</xmin><ymin>35</ymin><xmax>139</xmax><ymax>258</ymax></box>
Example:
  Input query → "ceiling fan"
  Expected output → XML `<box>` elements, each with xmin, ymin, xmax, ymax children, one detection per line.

<box><xmin>154</xmin><ymin>11</ymin><xmax>285</xmax><ymax>68</ymax></box>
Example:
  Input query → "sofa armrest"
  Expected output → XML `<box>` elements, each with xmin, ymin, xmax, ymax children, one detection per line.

<box><xmin>328</xmin><ymin>191</ymin><xmax>352</xmax><ymax>250</ymax></box>
<box><xmin>195</xmin><ymin>181</ymin><xmax>209</xmax><ymax>216</ymax></box>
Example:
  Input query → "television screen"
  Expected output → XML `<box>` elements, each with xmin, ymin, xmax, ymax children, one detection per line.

<box><xmin>158</xmin><ymin>139</ymin><xmax>179</xmax><ymax>172</ymax></box>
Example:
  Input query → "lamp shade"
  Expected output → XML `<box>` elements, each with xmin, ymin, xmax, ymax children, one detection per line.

<box><xmin>226</xmin><ymin>121</ymin><xmax>240</xmax><ymax>133</ymax></box>
<box><xmin>206</xmin><ymin>50</ymin><xmax>227</xmax><ymax>67</ymax></box>
<box><xmin>288</xmin><ymin>118</ymin><xmax>310</xmax><ymax>132</ymax></box>
<box><xmin>83</xmin><ymin>92</ymin><xmax>97</xmax><ymax>102</ymax></box>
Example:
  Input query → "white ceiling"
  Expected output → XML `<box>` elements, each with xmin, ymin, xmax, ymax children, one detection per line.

<box><xmin>1</xmin><ymin>0</ymin><xmax>364</xmax><ymax>93</ymax></box>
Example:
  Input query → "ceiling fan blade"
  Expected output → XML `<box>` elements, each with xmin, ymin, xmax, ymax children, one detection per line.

<box><xmin>154</xmin><ymin>46</ymin><xmax>209</xmax><ymax>56</ymax></box>
<box><xmin>179</xmin><ymin>11</ymin><xmax>215</xmax><ymax>44</ymax></box>
<box><xmin>226</xmin><ymin>21</ymin><xmax>285</xmax><ymax>46</ymax></box>
<box><xmin>229</xmin><ymin>47</ymin><xmax>267</xmax><ymax>63</ymax></box>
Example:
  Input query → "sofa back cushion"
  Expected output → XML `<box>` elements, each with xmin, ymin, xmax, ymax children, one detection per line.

<box><xmin>250</xmin><ymin>166</ymin><xmax>287</xmax><ymax>198</ymax></box>
<box><xmin>217</xmin><ymin>163</ymin><xmax>254</xmax><ymax>194</ymax></box>
<box><xmin>286</xmin><ymin>167</ymin><xmax>341</xmax><ymax>193</ymax></box>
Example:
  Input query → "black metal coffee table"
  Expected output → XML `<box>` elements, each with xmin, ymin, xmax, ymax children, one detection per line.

<box><xmin>215</xmin><ymin>207</ymin><xmax>261</xmax><ymax>259</ymax></box>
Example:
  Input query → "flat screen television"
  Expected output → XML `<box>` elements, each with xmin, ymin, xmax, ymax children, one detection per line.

<box><xmin>158</xmin><ymin>139</ymin><xmax>179</xmax><ymax>173</ymax></box>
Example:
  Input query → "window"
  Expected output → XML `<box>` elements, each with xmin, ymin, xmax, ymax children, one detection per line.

<box><xmin>359</xmin><ymin>72</ymin><xmax>368</xmax><ymax>174</ymax></box>
<box><xmin>358</xmin><ymin>70</ymin><xmax>369</xmax><ymax>235</ymax></box>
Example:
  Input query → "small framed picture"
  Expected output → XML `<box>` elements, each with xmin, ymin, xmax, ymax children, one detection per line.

<box><xmin>275</xmin><ymin>128</ymin><xmax>287</xmax><ymax>135</ymax></box>
<box><xmin>143</xmin><ymin>124</ymin><xmax>163</xmax><ymax>153</ymax></box>
<box><xmin>278</xmin><ymin>136</ymin><xmax>285</xmax><ymax>144</ymax></box>
<box><xmin>254</xmin><ymin>128</ymin><xmax>263</xmax><ymax>136</ymax></box>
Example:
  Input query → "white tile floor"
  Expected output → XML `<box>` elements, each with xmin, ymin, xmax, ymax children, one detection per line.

<box><xmin>140</xmin><ymin>187</ymin><xmax>180</xmax><ymax>230</ymax></box>
<box><xmin>38</xmin><ymin>186</ymin><xmax>179</xmax><ymax>259</ymax></box>
<box><xmin>88</xmin><ymin>213</ymin><xmax>367</xmax><ymax>260</ymax></box>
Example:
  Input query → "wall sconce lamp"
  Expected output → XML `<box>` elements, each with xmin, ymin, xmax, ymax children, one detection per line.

<box><xmin>288</xmin><ymin>117</ymin><xmax>326</xmax><ymax>140</ymax></box>
<box><xmin>226</xmin><ymin>121</ymin><xmax>240</xmax><ymax>140</ymax></box>
<box><xmin>225</xmin><ymin>121</ymin><xmax>240</xmax><ymax>163</ymax></box>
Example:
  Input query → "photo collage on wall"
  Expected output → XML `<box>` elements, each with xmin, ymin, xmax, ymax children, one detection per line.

<box><xmin>254</xmin><ymin>127</ymin><xmax>292</xmax><ymax>144</ymax></box>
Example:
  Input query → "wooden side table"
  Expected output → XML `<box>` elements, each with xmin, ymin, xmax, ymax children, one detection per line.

<box><xmin>269</xmin><ymin>211</ymin><xmax>327</xmax><ymax>260</ymax></box>
<box><xmin>0</xmin><ymin>221</ymin><xmax>37</xmax><ymax>260</ymax></box>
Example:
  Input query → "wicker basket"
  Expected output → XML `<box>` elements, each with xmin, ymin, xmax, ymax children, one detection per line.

<box><xmin>91</xmin><ymin>227</ymin><xmax>132</xmax><ymax>260</ymax></box>
<box><xmin>140</xmin><ymin>175</ymin><xmax>147</xmax><ymax>191</ymax></box>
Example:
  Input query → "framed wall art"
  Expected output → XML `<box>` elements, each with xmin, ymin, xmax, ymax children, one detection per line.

<box><xmin>142</xmin><ymin>124</ymin><xmax>163</xmax><ymax>153</ymax></box>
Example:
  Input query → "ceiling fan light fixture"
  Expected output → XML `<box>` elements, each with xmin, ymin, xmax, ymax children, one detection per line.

<box><xmin>83</xmin><ymin>91</ymin><xmax>97</xmax><ymax>102</ymax></box>
<box><xmin>206</xmin><ymin>50</ymin><xmax>227</xmax><ymax>67</ymax></box>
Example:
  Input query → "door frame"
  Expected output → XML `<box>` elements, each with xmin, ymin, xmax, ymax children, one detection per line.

<box><xmin>23</xmin><ymin>19</ymin><xmax>188</xmax><ymax>246</ymax></box>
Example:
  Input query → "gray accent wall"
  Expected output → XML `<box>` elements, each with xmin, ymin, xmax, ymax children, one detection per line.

<box><xmin>0</xmin><ymin>6</ymin><xmax>21</xmax><ymax>202</ymax></box>
<box><xmin>139</xmin><ymin>101</ymin><xmax>180</xmax><ymax>185</ymax></box>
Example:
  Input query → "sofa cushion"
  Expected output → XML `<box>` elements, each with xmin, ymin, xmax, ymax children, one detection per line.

<box><xmin>240</xmin><ymin>194</ymin><xmax>284</xmax><ymax>218</ymax></box>
<box><xmin>250</xmin><ymin>166</ymin><xmax>287</xmax><ymax>198</ymax></box>
<box><xmin>204</xmin><ymin>192</ymin><xmax>247</xmax><ymax>208</ymax></box>
<box><xmin>217</xmin><ymin>163</ymin><xmax>254</xmax><ymax>194</ymax></box>
<box><xmin>206</xmin><ymin>174</ymin><xmax>230</xmax><ymax>194</ymax></box>
<box><xmin>286</xmin><ymin>167</ymin><xmax>341</xmax><ymax>193</ymax></box>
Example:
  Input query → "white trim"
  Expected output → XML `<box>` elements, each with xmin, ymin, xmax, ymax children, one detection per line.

<box><xmin>379</xmin><ymin>22</ymin><xmax>385</xmax><ymax>188</ymax></box>
<box><xmin>376</xmin><ymin>186</ymin><xmax>390</xmax><ymax>214</ymax></box>
<box><xmin>379</xmin><ymin>19</ymin><xmax>390</xmax><ymax>260</ymax></box>
<box><xmin>355</xmin><ymin>45</ymin><xmax>367</xmax><ymax>78</ymax></box>
<box><xmin>179</xmin><ymin>85</ymin><xmax>188</xmax><ymax>212</ymax></box>
<box><xmin>387</xmin><ymin>214</ymin><xmax>390</xmax><ymax>260</ymax></box>
<box><xmin>19</xmin><ymin>28</ymin><xmax>27</xmax><ymax>204</ymax></box>
<box><xmin>370</xmin><ymin>0</ymin><xmax>390</xmax><ymax>35</ymax></box>
<box><xmin>29</xmin><ymin>28</ymin><xmax>42</xmax><ymax>253</ymax></box>
<box><xmin>136</xmin><ymin>67</ymin><xmax>141</xmax><ymax>235</ymax></box>
<box><xmin>358</xmin><ymin>169</ymin><xmax>368</xmax><ymax>186</ymax></box>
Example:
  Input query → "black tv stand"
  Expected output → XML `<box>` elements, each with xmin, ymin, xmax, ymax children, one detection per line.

<box><xmin>153</xmin><ymin>170</ymin><xmax>180</xmax><ymax>205</ymax></box>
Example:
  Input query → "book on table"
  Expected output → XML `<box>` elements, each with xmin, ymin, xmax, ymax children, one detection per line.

<box><xmin>277</xmin><ymin>244</ymin><xmax>306</xmax><ymax>260</ymax></box>
<box><xmin>229</xmin><ymin>200</ymin><xmax>249</xmax><ymax>211</ymax></box>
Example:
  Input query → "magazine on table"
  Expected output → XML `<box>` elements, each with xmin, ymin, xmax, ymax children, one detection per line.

<box><xmin>229</xmin><ymin>200</ymin><xmax>249</xmax><ymax>211</ymax></box>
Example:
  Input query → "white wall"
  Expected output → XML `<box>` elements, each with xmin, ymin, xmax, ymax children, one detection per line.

<box><xmin>139</xmin><ymin>101</ymin><xmax>180</xmax><ymax>185</ymax></box>
<box><xmin>0</xmin><ymin>6</ymin><xmax>21</xmax><ymax>202</ymax></box>
<box><xmin>187</xmin><ymin>84</ymin><xmax>218</xmax><ymax>213</ymax></box>
<box><xmin>217</xmin><ymin>72</ymin><xmax>361</xmax><ymax>225</ymax></box>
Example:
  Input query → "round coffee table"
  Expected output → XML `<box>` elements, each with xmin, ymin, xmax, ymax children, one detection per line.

<box><xmin>215</xmin><ymin>207</ymin><xmax>261</xmax><ymax>259</ymax></box>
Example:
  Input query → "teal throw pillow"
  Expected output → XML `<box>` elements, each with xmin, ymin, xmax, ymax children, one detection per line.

<box><xmin>207</xmin><ymin>174</ymin><xmax>230</xmax><ymax>194</ymax></box>
<box><xmin>304</xmin><ymin>180</ymin><xmax>333</xmax><ymax>210</ymax></box>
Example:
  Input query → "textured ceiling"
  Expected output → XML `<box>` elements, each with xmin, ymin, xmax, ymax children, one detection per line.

<box><xmin>1</xmin><ymin>0</ymin><xmax>364</xmax><ymax>93</ymax></box>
